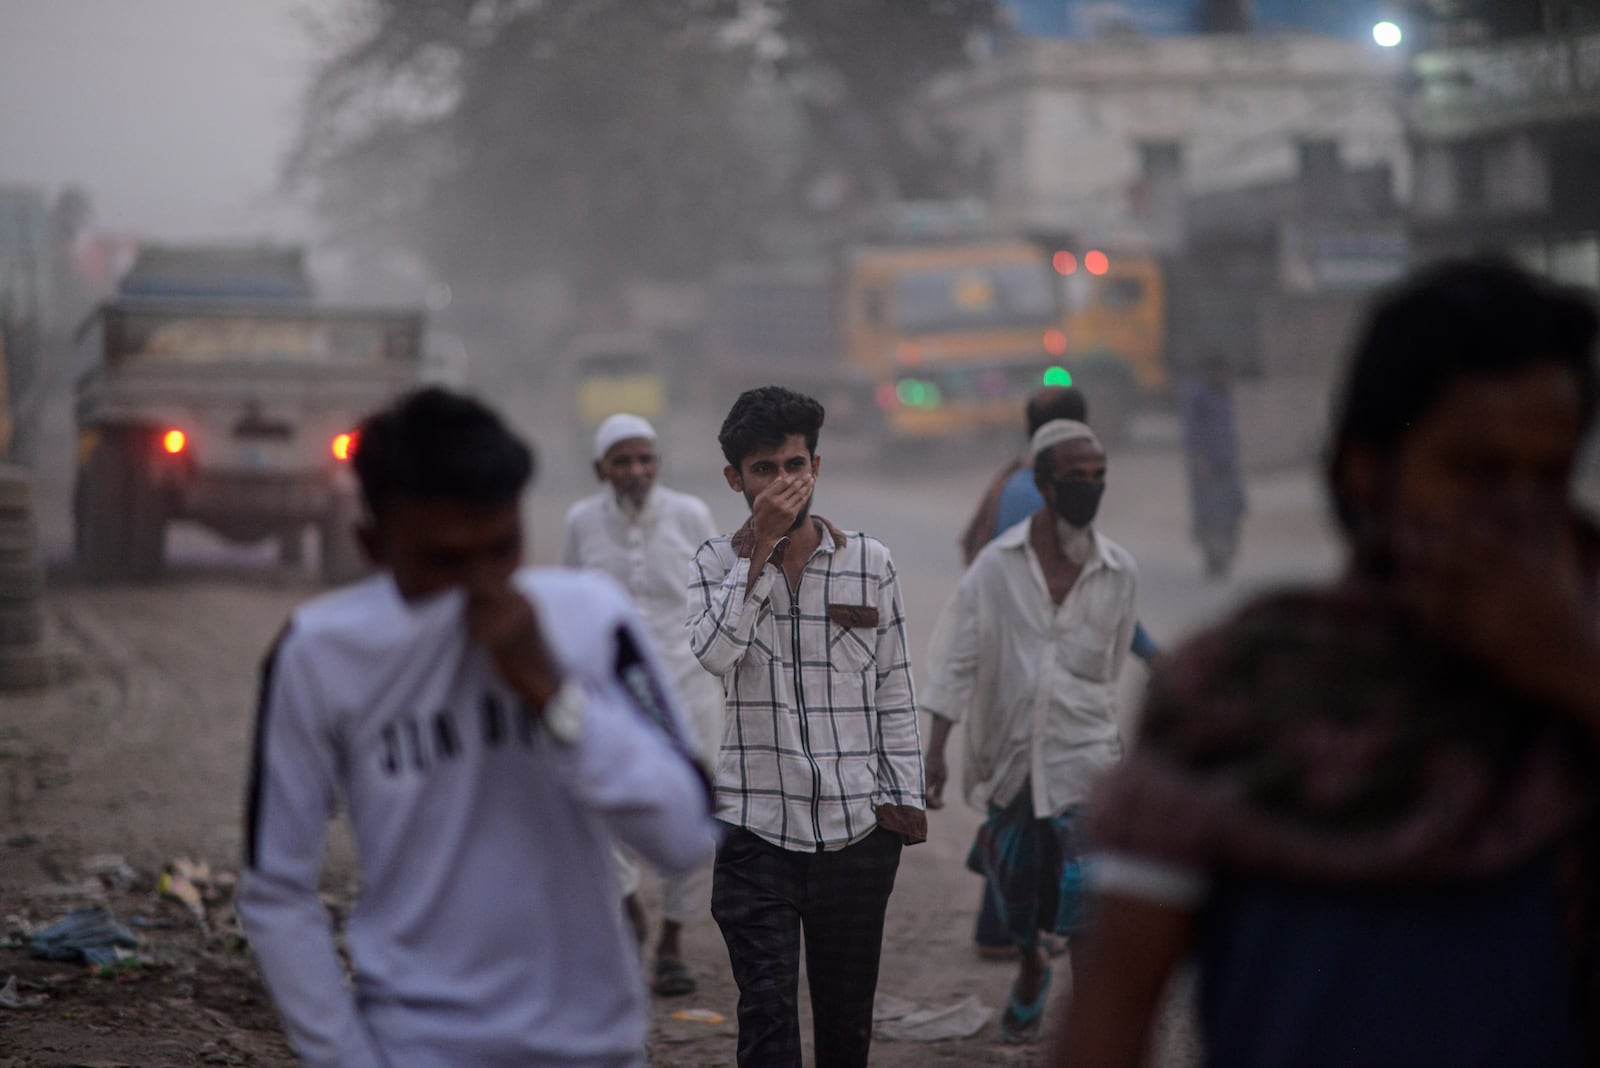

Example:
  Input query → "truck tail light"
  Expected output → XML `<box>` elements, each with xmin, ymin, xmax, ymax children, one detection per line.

<box><xmin>162</xmin><ymin>429</ymin><xmax>187</xmax><ymax>455</ymax></box>
<box><xmin>1043</xmin><ymin>329</ymin><xmax>1068</xmax><ymax>357</ymax></box>
<box><xmin>332</xmin><ymin>432</ymin><xmax>357</xmax><ymax>462</ymax></box>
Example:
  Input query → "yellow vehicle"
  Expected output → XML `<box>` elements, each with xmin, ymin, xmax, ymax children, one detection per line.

<box><xmin>571</xmin><ymin>332</ymin><xmax>666</xmax><ymax>433</ymax></box>
<box><xmin>1052</xmin><ymin>246</ymin><xmax>1170</xmax><ymax>439</ymax></box>
<box><xmin>708</xmin><ymin>233</ymin><xmax>1168</xmax><ymax>445</ymax></box>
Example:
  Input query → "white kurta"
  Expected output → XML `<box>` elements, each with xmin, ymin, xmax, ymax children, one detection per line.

<box><xmin>561</xmin><ymin>484</ymin><xmax>723</xmax><ymax>767</ymax></box>
<box><xmin>922</xmin><ymin>518</ymin><xmax>1139</xmax><ymax>817</ymax></box>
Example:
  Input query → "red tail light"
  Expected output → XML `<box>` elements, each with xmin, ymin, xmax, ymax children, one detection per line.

<box><xmin>1043</xmin><ymin>329</ymin><xmax>1068</xmax><ymax>357</ymax></box>
<box><xmin>332</xmin><ymin>432</ymin><xmax>357</xmax><ymax>462</ymax></box>
<box><xmin>162</xmin><ymin>429</ymin><xmax>187</xmax><ymax>455</ymax></box>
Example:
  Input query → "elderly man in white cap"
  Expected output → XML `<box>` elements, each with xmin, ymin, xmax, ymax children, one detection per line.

<box><xmin>561</xmin><ymin>413</ymin><xmax>722</xmax><ymax>997</ymax></box>
<box><xmin>921</xmin><ymin>418</ymin><xmax>1139</xmax><ymax>1044</ymax></box>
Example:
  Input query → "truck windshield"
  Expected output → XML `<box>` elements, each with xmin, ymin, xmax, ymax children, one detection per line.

<box><xmin>105</xmin><ymin>312</ymin><xmax>417</xmax><ymax>365</ymax></box>
<box><xmin>892</xmin><ymin>263</ymin><xmax>1057</xmax><ymax>334</ymax></box>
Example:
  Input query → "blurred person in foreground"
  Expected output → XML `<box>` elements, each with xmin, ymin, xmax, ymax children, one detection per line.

<box><xmin>1055</xmin><ymin>260</ymin><xmax>1600</xmax><ymax>1067</ymax></box>
<box><xmin>562</xmin><ymin>412</ymin><xmax>721</xmax><ymax>997</ymax></box>
<box><xmin>688</xmin><ymin>385</ymin><xmax>926</xmax><ymax>1067</ymax></box>
<box><xmin>1180</xmin><ymin>352</ymin><xmax>1246</xmax><ymax>578</ymax></box>
<box><xmin>237</xmin><ymin>388</ymin><xmax>716</xmax><ymax>1068</ymax></box>
<box><xmin>957</xmin><ymin>386</ymin><xmax>1159</xmax><ymax>963</ymax></box>
<box><xmin>924</xmin><ymin>417</ymin><xmax>1139</xmax><ymax>1043</ymax></box>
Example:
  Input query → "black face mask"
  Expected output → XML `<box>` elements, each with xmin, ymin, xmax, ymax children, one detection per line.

<box><xmin>1050</xmin><ymin>479</ymin><xmax>1104</xmax><ymax>527</ymax></box>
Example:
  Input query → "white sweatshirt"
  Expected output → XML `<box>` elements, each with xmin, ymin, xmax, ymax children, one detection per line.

<box><xmin>237</xmin><ymin>568</ymin><xmax>717</xmax><ymax>1068</ymax></box>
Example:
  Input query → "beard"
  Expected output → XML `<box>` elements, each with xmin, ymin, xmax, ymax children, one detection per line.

<box><xmin>615</xmin><ymin>480</ymin><xmax>652</xmax><ymax>513</ymax></box>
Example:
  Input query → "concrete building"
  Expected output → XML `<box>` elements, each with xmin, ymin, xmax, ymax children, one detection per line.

<box><xmin>1002</xmin><ymin>0</ymin><xmax>1388</xmax><ymax>40</ymax></box>
<box><xmin>1407</xmin><ymin>25</ymin><xmax>1600</xmax><ymax>286</ymax></box>
<box><xmin>929</xmin><ymin>33</ymin><xmax>1409</xmax><ymax>251</ymax></box>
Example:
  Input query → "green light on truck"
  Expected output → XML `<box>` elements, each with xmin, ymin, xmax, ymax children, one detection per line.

<box><xmin>1043</xmin><ymin>366</ymin><xmax>1073</xmax><ymax>387</ymax></box>
<box><xmin>895</xmin><ymin>379</ymin><xmax>943</xmax><ymax>409</ymax></box>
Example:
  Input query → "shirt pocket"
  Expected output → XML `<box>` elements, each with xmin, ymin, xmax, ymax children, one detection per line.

<box><xmin>1057</xmin><ymin>576</ymin><xmax>1125</xmax><ymax>683</ymax></box>
<box><xmin>826</xmin><ymin>603</ymin><xmax>877</xmax><ymax>673</ymax></box>
<box><xmin>1058</xmin><ymin>632</ymin><xmax>1116</xmax><ymax>683</ymax></box>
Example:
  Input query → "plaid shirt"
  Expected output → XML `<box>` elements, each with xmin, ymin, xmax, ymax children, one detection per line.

<box><xmin>688</xmin><ymin>517</ymin><xmax>924</xmax><ymax>852</ymax></box>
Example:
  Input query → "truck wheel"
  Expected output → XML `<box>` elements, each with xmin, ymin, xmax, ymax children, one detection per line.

<box><xmin>123</xmin><ymin>437</ymin><xmax>166</xmax><ymax>581</ymax></box>
<box><xmin>319</xmin><ymin>498</ymin><xmax>367</xmax><ymax>586</ymax></box>
<box><xmin>76</xmin><ymin>434</ymin><xmax>131</xmax><ymax>582</ymax></box>
<box><xmin>0</xmin><ymin>467</ymin><xmax>32</xmax><ymax>514</ymax></box>
<box><xmin>0</xmin><ymin>517</ymin><xmax>36</xmax><ymax>567</ymax></box>
<box><xmin>0</xmin><ymin>604</ymin><xmax>44</xmax><ymax>646</ymax></box>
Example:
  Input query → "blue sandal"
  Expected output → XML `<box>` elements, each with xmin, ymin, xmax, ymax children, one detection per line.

<box><xmin>997</xmin><ymin>964</ymin><xmax>1052</xmax><ymax>1044</ymax></box>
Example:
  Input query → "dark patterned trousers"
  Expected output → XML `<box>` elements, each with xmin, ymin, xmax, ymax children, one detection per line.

<box><xmin>711</xmin><ymin>824</ymin><xmax>903</xmax><ymax>1068</ymax></box>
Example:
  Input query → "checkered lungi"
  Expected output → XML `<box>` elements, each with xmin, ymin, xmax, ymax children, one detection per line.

<box><xmin>966</xmin><ymin>785</ymin><xmax>1090</xmax><ymax>949</ymax></box>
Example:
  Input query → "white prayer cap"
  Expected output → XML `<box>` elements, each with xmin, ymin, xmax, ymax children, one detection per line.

<box><xmin>1028</xmin><ymin>419</ymin><xmax>1101</xmax><ymax>464</ymax></box>
<box><xmin>594</xmin><ymin>413</ymin><xmax>657</xmax><ymax>461</ymax></box>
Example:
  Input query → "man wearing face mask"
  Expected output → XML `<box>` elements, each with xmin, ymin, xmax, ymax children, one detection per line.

<box><xmin>562</xmin><ymin>413</ymin><xmax>722</xmax><ymax>996</ymax></box>
<box><xmin>922</xmin><ymin>418</ymin><xmax>1138</xmax><ymax>1045</ymax></box>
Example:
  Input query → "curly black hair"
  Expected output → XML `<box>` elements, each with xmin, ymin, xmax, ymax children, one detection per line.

<box><xmin>717</xmin><ymin>386</ymin><xmax>826</xmax><ymax>470</ymax></box>
<box><xmin>352</xmin><ymin>387</ymin><xmax>534</xmax><ymax>520</ymax></box>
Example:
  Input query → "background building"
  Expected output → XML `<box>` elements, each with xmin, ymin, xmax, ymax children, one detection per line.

<box><xmin>1407</xmin><ymin>16</ymin><xmax>1600</xmax><ymax>286</ymax></box>
<box><xmin>1002</xmin><ymin>0</ymin><xmax>1390</xmax><ymax>39</ymax></box>
<box><xmin>932</xmin><ymin>32</ymin><xmax>1408</xmax><ymax>252</ymax></box>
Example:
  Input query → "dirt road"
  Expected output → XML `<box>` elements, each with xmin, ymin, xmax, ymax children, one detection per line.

<box><xmin>0</xmin><ymin>400</ymin><xmax>1338</xmax><ymax>1066</ymax></box>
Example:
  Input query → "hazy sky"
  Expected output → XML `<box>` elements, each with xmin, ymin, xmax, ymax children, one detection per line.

<box><xmin>0</xmin><ymin>0</ymin><xmax>316</xmax><ymax>239</ymax></box>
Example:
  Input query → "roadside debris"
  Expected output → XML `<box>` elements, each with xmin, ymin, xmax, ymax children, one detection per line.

<box><xmin>0</xmin><ymin>974</ymin><xmax>46</xmax><ymax>1009</ymax></box>
<box><xmin>872</xmin><ymin>993</ymin><xmax>993</xmax><ymax>1042</ymax></box>
<box><xmin>159</xmin><ymin>858</ymin><xmax>232</xmax><ymax>924</ymax></box>
<box><xmin>26</xmin><ymin>905</ymin><xmax>139</xmax><ymax>967</ymax></box>
<box><xmin>81</xmin><ymin>853</ymin><xmax>139</xmax><ymax>892</ymax></box>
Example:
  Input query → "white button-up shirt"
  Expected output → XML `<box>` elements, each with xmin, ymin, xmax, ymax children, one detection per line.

<box><xmin>922</xmin><ymin>517</ymin><xmax>1138</xmax><ymax>817</ymax></box>
<box><xmin>562</xmin><ymin>485</ymin><xmax>723</xmax><ymax>763</ymax></box>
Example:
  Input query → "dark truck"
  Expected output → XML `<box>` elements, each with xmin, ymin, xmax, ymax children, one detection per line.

<box><xmin>73</xmin><ymin>247</ymin><xmax>424</xmax><ymax>582</ymax></box>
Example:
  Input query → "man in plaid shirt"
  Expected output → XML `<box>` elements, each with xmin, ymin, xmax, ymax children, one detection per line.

<box><xmin>688</xmin><ymin>386</ymin><xmax>926</xmax><ymax>1068</ymax></box>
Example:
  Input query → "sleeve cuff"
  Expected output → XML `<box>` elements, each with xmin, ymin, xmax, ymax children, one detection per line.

<box><xmin>1087</xmin><ymin>852</ymin><xmax>1208</xmax><ymax>907</ymax></box>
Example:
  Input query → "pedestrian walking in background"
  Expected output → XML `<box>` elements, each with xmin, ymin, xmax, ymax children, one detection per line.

<box><xmin>1058</xmin><ymin>261</ymin><xmax>1600</xmax><ymax>1068</ymax></box>
<box><xmin>562</xmin><ymin>412</ymin><xmax>722</xmax><ymax>998</ymax></box>
<box><xmin>1180</xmin><ymin>353</ymin><xmax>1246</xmax><ymax>577</ymax></box>
<box><xmin>956</xmin><ymin>386</ymin><xmax>1159</xmax><ymax>964</ymax></box>
<box><xmin>961</xmin><ymin>386</ymin><xmax>1089</xmax><ymax>565</ymax></box>
<box><xmin>924</xmin><ymin>418</ymin><xmax>1139</xmax><ymax>1044</ymax></box>
<box><xmin>688</xmin><ymin>385</ymin><xmax>926</xmax><ymax>1068</ymax></box>
<box><xmin>238</xmin><ymin>388</ymin><xmax>715</xmax><ymax>1068</ymax></box>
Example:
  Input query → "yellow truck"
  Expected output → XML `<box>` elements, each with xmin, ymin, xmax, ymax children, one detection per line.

<box><xmin>707</xmin><ymin>232</ymin><xmax>1167</xmax><ymax>445</ymax></box>
<box><xmin>570</xmin><ymin>331</ymin><xmax>666</xmax><ymax>432</ymax></box>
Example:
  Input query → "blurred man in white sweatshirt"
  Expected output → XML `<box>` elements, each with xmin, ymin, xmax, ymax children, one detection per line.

<box><xmin>237</xmin><ymin>388</ymin><xmax>716</xmax><ymax>1068</ymax></box>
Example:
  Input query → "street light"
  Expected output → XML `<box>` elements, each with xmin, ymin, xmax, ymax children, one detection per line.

<box><xmin>1373</xmin><ymin>20</ymin><xmax>1403</xmax><ymax>48</ymax></box>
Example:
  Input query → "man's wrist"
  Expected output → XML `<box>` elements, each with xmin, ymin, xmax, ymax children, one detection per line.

<box><xmin>514</xmin><ymin>665</ymin><xmax>565</xmax><ymax>711</ymax></box>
